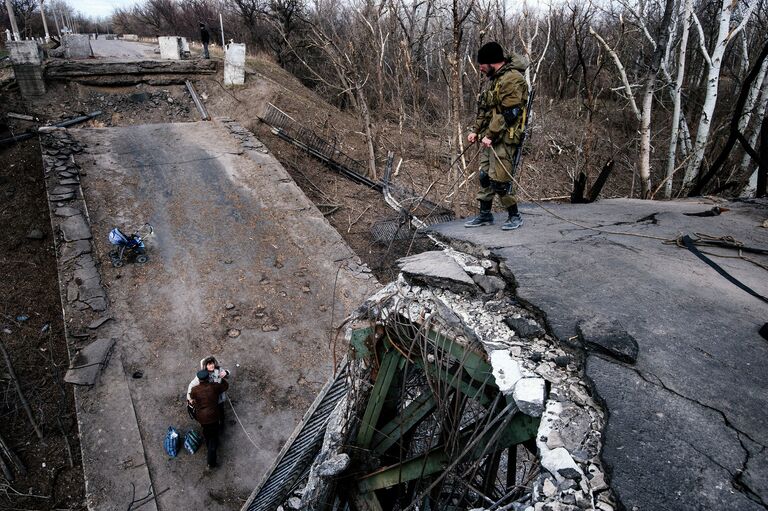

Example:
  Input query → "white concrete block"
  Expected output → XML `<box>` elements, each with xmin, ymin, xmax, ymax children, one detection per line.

<box><xmin>123</xmin><ymin>34</ymin><xmax>139</xmax><ymax>41</ymax></box>
<box><xmin>224</xmin><ymin>42</ymin><xmax>246</xmax><ymax>85</ymax></box>
<box><xmin>513</xmin><ymin>377</ymin><xmax>546</xmax><ymax>417</ymax></box>
<box><xmin>541</xmin><ymin>447</ymin><xmax>584</xmax><ymax>483</ymax></box>
<box><xmin>180</xmin><ymin>37</ymin><xmax>190</xmax><ymax>57</ymax></box>
<box><xmin>158</xmin><ymin>36</ymin><xmax>181</xmax><ymax>60</ymax></box>
<box><xmin>490</xmin><ymin>350</ymin><xmax>522</xmax><ymax>395</ymax></box>
<box><xmin>8</xmin><ymin>40</ymin><xmax>42</xmax><ymax>65</ymax></box>
<box><xmin>63</xmin><ymin>34</ymin><xmax>93</xmax><ymax>58</ymax></box>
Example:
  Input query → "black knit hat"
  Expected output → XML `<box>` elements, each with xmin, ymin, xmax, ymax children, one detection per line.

<box><xmin>478</xmin><ymin>42</ymin><xmax>505</xmax><ymax>64</ymax></box>
<box><xmin>197</xmin><ymin>369</ymin><xmax>209</xmax><ymax>380</ymax></box>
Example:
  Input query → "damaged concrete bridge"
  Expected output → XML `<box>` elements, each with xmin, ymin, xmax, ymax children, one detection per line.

<box><xmin>15</xmin><ymin>34</ymin><xmax>767</xmax><ymax>511</ymax></box>
<box><xmin>245</xmin><ymin>199</ymin><xmax>767</xmax><ymax>511</ymax></box>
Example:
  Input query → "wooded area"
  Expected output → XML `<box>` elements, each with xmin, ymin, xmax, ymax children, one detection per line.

<box><xmin>4</xmin><ymin>0</ymin><xmax>768</xmax><ymax>198</ymax></box>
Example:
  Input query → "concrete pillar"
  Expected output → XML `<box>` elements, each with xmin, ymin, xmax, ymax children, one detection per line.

<box><xmin>158</xmin><ymin>36</ymin><xmax>181</xmax><ymax>60</ymax></box>
<box><xmin>62</xmin><ymin>33</ymin><xmax>93</xmax><ymax>58</ymax></box>
<box><xmin>39</xmin><ymin>0</ymin><xmax>50</xmax><ymax>42</ymax></box>
<box><xmin>224</xmin><ymin>42</ymin><xmax>246</xmax><ymax>86</ymax></box>
<box><xmin>7</xmin><ymin>40</ymin><xmax>46</xmax><ymax>97</ymax></box>
<box><xmin>4</xmin><ymin>0</ymin><xmax>21</xmax><ymax>40</ymax></box>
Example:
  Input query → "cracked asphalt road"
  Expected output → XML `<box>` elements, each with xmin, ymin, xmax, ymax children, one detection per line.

<box><xmin>431</xmin><ymin>198</ymin><xmax>768</xmax><ymax>510</ymax></box>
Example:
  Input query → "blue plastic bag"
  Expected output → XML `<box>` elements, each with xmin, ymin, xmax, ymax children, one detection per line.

<box><xmin>184</xmin><ymin>430</ymin><xmax>202</xmax><ymax>454</ymax></box>
<box><xmin>164</xmin><ymin>426</ymin><xmax>181</xmax><ymax>457</ymax></box>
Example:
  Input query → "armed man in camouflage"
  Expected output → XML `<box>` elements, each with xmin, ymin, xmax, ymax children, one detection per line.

<box><xmin>465</xmin><ymin>42</ymin><xmax>529</xmax><ymax>230</ymax></box>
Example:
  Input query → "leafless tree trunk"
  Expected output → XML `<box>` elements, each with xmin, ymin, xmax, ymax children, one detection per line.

<box><xmin>682</xmin><ymin>0</ymin><xmax>758</xmax><ymax>192</ymax></box>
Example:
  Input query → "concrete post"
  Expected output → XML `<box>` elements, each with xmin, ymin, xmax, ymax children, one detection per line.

<box><xmin>52</xmin><ymin>7</ymin><xmax>61</xmax><ymax>38</ymax></box>
<box><xmin>224</xmin><ymin>42</ymin><xmax>245</xmax><ymax>86</ymax></box>
<box><xmin>219</xmin><ymin>13</ymin><xmax>225</xmax><ymax>48</ymax></box>
<box><xmin>8</xmin><ymin>40</ymin><xmax>46</xmax><ymax>97</ymax></box>
<box><xmin>4</xmin><ymin>0</ymin><xmax>21</xmax><ymax>40</ymax></box>
<box><xmin>39</xmin><ymin>0</ymin><xmax>50</xmax><ymax>42</ymax></box>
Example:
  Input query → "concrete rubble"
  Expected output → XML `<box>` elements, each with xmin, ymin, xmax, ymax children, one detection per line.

<box><xmin>294</xmin><ymin>246</ymin><xmax>617</xmax><ymax>510</ymax></box>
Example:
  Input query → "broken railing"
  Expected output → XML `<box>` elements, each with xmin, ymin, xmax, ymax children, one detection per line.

<box><xmin>259</xmin><ymin>104</ymin><xmax>454</xmax><ymax>244</ymax></box>
<box><xmin>242</xmin><ymin>366</ymin><xmax>349</xmax><ymax>511</ymax></box>
<box><xmin>259</xmin><ymin>103</ymin><xmax>381</xmax><ymax>191</ymax></box>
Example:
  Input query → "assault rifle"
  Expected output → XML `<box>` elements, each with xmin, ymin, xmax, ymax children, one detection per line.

<box><xmin>510</xmin><ymin>87</ymin><xmax>535</xmax><ymax>177</ymax></box>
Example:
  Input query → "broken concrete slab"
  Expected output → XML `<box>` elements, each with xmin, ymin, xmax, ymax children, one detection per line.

<box><xmin>577</xmin><ymin>317</ymin><xmax>638</xmax><ymax>364</ymax></box>
<box><xmin>398</xmin><ymin>250</ymin><xmax>476</xmax><ymax>293</ymax></box>
<box><xmin>513</xmin><ymin>377</ymin><xmax>546</xmax><ymax>417</ymax></box>
<box><xmin>88</xmin><ymin>316</ymin><xmax>112</xmax><ymax>329</ymax></box>
<box><xmin>61</xmin><ymin>240</ymin><xmax>92</xmax><ymax>262</ymax></box>
<box><xmin>49</xmin><ymin>193</ymin><xmax>75</xmax><ymax>201</ymax></box>
<box><xmin>541</xmin><ymin>447</ymin><xmax>583</xmax><ymax>483</ymax></box>
<box><xmin>490</xmin><ymin>350</ymin><xmax>523</xmax><ymax>394</ymax></box>
<box><xmin>52</xmin><ymin>185</ymin><xmax>76</xmax><ymax>196</ymax></box>
<box><xmin>472</xmin><ymin>273</ymin><xmax>505</xmax><ymax>293</ymax></box>
<box><xmin>505</xmin><ymin>315</ymin><xmax>546</xmax><ymax>339</ymax></box>
<box><xmin>60</xmin><ymin>215</ymin><xmax>92</xmax><ymax>241</ymax></box>
<box><xmin>64</xmin><ymin>338</ymin><xmax>115</xmax><ymax>385</ymax></box>
<box><xmin>54</xmin><ymin>206</ymin><xmax>81</xmax><ymax>217</ymax></box>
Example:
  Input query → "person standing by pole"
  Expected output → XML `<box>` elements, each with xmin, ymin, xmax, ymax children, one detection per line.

<box><xmin>465</xmin><ymin>42</ymin><xmax>529</xmax><ymax>231</ymax></box>
<box><xmin>190</xmin><ymin>369</ymin><xmax>228</xmax><ymax>468</ymax></box>
<box><xmin>199</xmin><ymin>22</ymin><xmax>210</xmax><ymax>59</ymax></box>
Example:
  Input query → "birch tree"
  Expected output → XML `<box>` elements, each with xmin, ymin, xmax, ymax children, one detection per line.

<box><xmin>663</xmin><ymin>0</ymin><xmax>692</xmax><ymax>198</ymax></box>
<box><xmin>591</xmin><ymin>0</ymin><xmax>675</xmax><ymax>198</ymax></box>
<box><xmin>681</xmin><ymin>0</ymin><xmax>758</xmax><ymax>192</ymax></box>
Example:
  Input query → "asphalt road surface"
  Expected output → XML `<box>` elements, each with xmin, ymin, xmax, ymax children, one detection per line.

<box><xmin>91</xmin><ymin>39</ymin><xmax>158</xmax><ymax>59</ymax></box>
<box><xmin>432</xmin><ymin>198</ymin><xmax>768</xmax><ymax>511</ymax></box>
<box><xmin>68</xmin><ymin>120</ymin><xmax>378</xmax><ymax>510</ymax></box>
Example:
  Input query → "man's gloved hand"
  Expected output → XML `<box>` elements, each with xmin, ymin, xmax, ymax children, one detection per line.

<box><xmin>467</xmin><ymin>132</ymin><xmax>478</xmax><ymax>144</ymax></box>
<box><xmin>481</xmin><ymin>136</ymin><xmax>493</xmax><ymax>148</ymax></box>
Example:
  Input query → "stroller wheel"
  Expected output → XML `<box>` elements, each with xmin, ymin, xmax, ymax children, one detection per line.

<box><xmin>112</xmin><ymin>258</ymin><xmax>124</xmax><ymax>268</ymax></box>
<box><xmin>135</xmin><ymin>254</ymin><xmax>149</xmax><ymax>264</ymax></box>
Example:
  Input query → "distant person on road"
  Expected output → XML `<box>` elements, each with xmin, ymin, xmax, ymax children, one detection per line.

<box><xmin>187</xmin><ymin>356</ymin><xmax>229</xmax><ymax>425</ymax></box>
<box><xmin>200</xmin><ymin>22</ymin><xmax>210</xmax><ymax>59</ymax></box>
<box><xmin>465</xmin><ymin>41</ymin><xmax>529</xmax><ymax>231</ymax></box>
<box><xmin>190</xmin><ymin>369</ymin><xmax>229</xmax><ymax>468</ymax></box>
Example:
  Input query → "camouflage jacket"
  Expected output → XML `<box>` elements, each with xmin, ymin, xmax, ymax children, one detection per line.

<box><xmin>471</xmin><ymin>55</ymin><xmax>529</xmax><ymax>145</ymax></box>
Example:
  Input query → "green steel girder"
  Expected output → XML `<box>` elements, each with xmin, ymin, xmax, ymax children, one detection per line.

<box><xmin>350</xmin><ymin>327</ymin><xmax>375</xmax><ymax>360</ymax></box>
<box><xmin>371</xmin><ymin>390</ymin><xmax>437</xmax><ymax>454</ymax></box>
<box><xmin>418</xmin><ymin>360</ymin><xmax>494</xmax><ymax>408</ymax></box>
<box><xmin>426</xmin><ymin>329</ymin><xmax>491</xmax><ymax>384</ymax></box>
<box><xmin>357</xmin><ymin>349</ymin><xmax>401</xmax><ymax>448</ymax></box>
<box><xmin>356</xmin><ymin>412</ymin><xmax>540</xmax><ymax>493</ymax></box>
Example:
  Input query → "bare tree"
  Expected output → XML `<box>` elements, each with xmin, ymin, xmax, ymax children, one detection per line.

<box><xmin>681</xmin><ymin>0</ymin><xmax>758</xmax><ymax>193</ymax></box>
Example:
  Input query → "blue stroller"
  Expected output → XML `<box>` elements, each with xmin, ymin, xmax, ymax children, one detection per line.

<box><xmin>108</xmin><ymin>223</ymin><xmax>153</xmax><ymax>267</ymax></box>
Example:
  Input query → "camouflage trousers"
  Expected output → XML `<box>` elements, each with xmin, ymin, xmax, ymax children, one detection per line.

<box><xmin>475</xmin><ymin>141</ymin><xmax>518</xmax><ymax>208</ymax></box>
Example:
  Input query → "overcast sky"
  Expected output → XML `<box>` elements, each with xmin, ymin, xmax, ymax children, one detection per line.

<box><xmin>75</xmin><ymin>0</ymin><xmax>141</xmax><ymax>19</ymax></box>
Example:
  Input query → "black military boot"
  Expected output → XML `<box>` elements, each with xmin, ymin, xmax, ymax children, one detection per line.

<box><xmin>502</xmin><ymin>205</ymin><xmax>523</xmax><ymax>230</ymax></box>
<box><xmin>464</xmin><ymin>200</ymin><xmax>494</xmax><ymax>227</ymax></box>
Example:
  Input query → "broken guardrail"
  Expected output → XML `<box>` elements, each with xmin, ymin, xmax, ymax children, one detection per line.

<box><xmin>259</xmin><ymin>104</ymin><xmax>454</xmax><ymax>244</ymax></box>
<box><xmin>0</xmin><ymin>111</ymin><xmax>102</xmax><ymax>147</ymax></box>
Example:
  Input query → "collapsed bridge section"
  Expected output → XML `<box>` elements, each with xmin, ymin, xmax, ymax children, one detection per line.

<box><xmin>245</xmin><ymin>250</ymin><xmax>615</xmax><ymax>511</ymax></box>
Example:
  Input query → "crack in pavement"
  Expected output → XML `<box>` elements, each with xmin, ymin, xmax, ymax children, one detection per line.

<box><xmin>604</xmin><ymin>356</ymin><xmax>767</xmax><ymax>506</ymax></box>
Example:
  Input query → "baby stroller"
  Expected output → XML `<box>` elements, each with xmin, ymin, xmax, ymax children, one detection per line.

<box><xmin>108</xmin><ymin>223</ymin><xmax>153</xmax><ymax>268</ymax></box>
